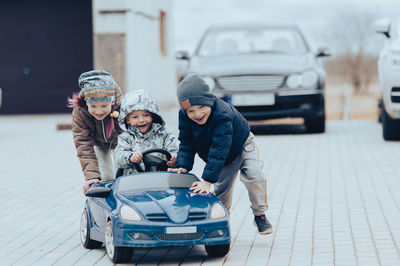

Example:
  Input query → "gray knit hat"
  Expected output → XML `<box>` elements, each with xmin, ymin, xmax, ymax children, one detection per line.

<box><xmin>78</xmin><ymin>70</ymin><xmax>118</xmax><ymax>103</ymax></box>
<box><xmin>177</xmin><ymin>75</ymin><xmax>215</xmax><ymax>110</ymax></box>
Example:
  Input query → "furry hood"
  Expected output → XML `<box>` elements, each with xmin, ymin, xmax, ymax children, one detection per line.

<box><xmin>67</xmin><ymin>93</ymin><xmax>86</xmax><ymax>108</ymax></box>
<box><xmin>118</xmin><ymin>90</ymin><xmax>164</xmax><ymax>131</ymax></box>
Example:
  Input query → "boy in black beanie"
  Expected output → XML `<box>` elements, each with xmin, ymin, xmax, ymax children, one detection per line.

<box><xmin>169</xmin><ymin>74</ymin><xmax>273</xmax><ymax>235</ymax></box>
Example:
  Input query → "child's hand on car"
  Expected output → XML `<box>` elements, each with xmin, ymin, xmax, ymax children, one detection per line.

<box><xmin>130</xmin><ymin>152</ymin><xmax>143</xmax><ymax>164</ymax></box>
<box><xmin>190</xmin><ymin>180</ymin><xmax>211</xmax><ymax>194</ymax></box>
<box><xmin>167</xmin><ymin>156</ymin><xmax>177</xmax><ymax>167</ymax></box>
<box><xmin>167</xmin><ymin>167</ymin><xmax>187</xmax><ymax>173</ymax></box>
<box><xmin>83</xmin><ymin>178</ymin><xmax>100</xmax><ymax>195</ymax></box>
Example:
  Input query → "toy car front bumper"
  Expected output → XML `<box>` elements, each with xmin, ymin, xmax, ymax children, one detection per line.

<box><xmin>113</xmin><ymin>219</ymin><xmax>230</xmax><ymax>247</ymax></box>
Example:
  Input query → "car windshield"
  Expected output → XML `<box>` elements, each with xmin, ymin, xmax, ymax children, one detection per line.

<box><xmin>117</xmin><ymin>172</ymin><xmax>198</xmax><ymax>193</ymax></box>
<box><xmin>197</xmin><ymin>27</ymin><xmax>308</xmax><ymax>57</ymax></box>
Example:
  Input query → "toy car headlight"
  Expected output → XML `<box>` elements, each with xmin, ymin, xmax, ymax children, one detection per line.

<box><xmin>121</xmin><ymin>205</ymin><xmax>142</xmax><ymax>222</ymax></box>
<box><xmin>203</xmin><ymin>76</ymin><xmax>216</xmax><ymax>90</ymax></box>
<box><xmin>210</xmin><ymin>203</ymin><xmax>226</xmax><ymax>219</ymax></box>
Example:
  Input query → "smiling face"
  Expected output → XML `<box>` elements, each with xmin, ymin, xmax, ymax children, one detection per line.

<box><xmin>186</xmin><ymin>105</ymin><xmax>212</xmax><ymax>125</ymax></box>
<box><xmin>87</xmin><ymin>102</ymin><xmax>113</xmax><ymax>120</ymax></box>
<box><xmin>126</xmin><ymin>110</ymin><xmax>153</xmax><ymax>133</ymax></box>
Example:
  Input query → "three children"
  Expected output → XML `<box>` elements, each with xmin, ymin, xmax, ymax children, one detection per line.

<box><xmin>71</xmin><ymin>70</ymin><xmax>272</xmax><ymax>235</ymax></box>
<box><xmin>169</xmin><ymin>74</ymin><xmax>273</xmax><ymax>235</ymax></box>
<box><xmin>115</xmin><ymin>90</ymin><xmax>179</xmax><ymax>175</ymax></box>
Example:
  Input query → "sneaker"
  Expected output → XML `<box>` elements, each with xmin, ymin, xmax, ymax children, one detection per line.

<box><xmin>253</xmin><ymin>215</ymin><xmax>273</xmax><ymax>235</ymax></box>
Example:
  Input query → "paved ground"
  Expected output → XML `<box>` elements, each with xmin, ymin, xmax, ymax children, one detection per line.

<box><xmin>1</xmin><ymin>114</ymin><xmax>400</xmax><ymax>266</ymax></box>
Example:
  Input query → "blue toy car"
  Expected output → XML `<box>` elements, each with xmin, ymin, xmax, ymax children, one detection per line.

<box><xmin>80</xmin><ymin>149</ymin><xmax>231</xmax><ymax>263</ymax></box>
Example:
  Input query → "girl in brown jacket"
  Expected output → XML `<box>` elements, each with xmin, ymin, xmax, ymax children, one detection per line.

<box><xmin>68</xmin><ymin>70</ymin><xmax>123</xmax><ymax>194</ymax></box>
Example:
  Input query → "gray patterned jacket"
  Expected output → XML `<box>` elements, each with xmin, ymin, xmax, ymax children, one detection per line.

<box><xmin>115</xmin><ymin>90</ymin><xmax>179</xmax><ymax>174</ymax></box>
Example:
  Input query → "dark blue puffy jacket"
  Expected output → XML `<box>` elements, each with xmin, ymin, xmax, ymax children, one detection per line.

<box><xmin>176</xmin><ymin>97</ymin><xmax>250</xmax><ymax>183</ymax></box>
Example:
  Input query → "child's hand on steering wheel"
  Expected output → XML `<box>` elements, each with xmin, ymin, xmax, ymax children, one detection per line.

<box><xmin>167</xmin><ymin>156</ymin><xmax>177</xmax><ymax>167</ymax></box>
<box><xmin>130</xmin><ymin>152</ymin><xmax>143</xmax><ymax>164</ymax></box>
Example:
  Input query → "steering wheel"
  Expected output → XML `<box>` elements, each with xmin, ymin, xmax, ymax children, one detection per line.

<box><xmin>116</xmin><ymin>148</ymin><xmax>172</xmax><ymax>178</ymax></box>
<box><xmin>141</xmin><ymin>148</ymin><xmax>172</xmax><ymax>172</ymax></box>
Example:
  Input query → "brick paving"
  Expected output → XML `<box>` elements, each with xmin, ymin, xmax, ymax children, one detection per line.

<box><xmin>1</xmin><ymin>114</ymin><xmax>400</xmax><ymax>265</ymax></box>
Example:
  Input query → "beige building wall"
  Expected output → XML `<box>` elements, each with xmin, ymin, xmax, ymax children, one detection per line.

<box><xmin>94</xmin><ymin>34</ymin><xmax>126</xmax><ymax>93</ymax></box>
<box><xmin>92</xmin><ymin>0</ymin><xmax>176</xmax><ymax>107</ymax></box>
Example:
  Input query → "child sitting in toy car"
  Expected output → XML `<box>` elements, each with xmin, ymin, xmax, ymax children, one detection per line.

<box><xmin>115</xmin><ymin>90</ymin><xmax>178</xmax><ymax>175</ymax></box>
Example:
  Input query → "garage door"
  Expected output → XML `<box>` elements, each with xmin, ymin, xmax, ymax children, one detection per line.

<box><xmin>0</xmin><ymin>0</ymin><xmax>93</xmax><ymax>114</ymax></box>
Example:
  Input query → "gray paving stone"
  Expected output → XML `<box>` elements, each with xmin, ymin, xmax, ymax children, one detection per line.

<box><xmin>2</xmin><ymin>117</ymin><xmax>400</xmax><ymax>265</ymax></box>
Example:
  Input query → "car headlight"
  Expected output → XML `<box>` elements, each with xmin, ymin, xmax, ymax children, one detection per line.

<box><xmin>210</xmin><ymin>203</ymin><xmax>226</xmax><ymax>219</ymax></box>
<box><xmin>202</xmin><ymin>76</ymin><xmax>216</xmax><ymax>90</ymax></box>
<box><xmin>301</xmin><ymin>70</ymin><xmax>318</xmax><ymax>87</ymax></box>
<box><xmin>286</xmin><ymin>70</ymin><xmax>318</xmax><ymax>88</ymax></box>
<box><xmin>121</xmin><ymin>205</ymin><xmax>142</xmax><ymax>222</ymax></box>
<box><xmin>390</xmin><ymin>50</ymin><xmax>400</xmax><ymax>57</ymax></box>
<box><xmin>388</xmin><ymin>50</ymin><xmax>400</xmax><ymax>65</ymax></box>
<box><xmin>286</xmin><ymin>74</ymin><xmax>301</xmax><ymax>88</ymax></box>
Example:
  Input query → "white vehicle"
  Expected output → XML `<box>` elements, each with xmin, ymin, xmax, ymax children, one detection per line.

<box><xmin>375</xmin><ymin>17</ymin><xmax>400</xmax><ymax>140</ymax></box>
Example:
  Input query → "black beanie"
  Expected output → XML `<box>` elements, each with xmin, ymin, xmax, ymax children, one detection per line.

<box><xmin>177</xmin><ymin>75</ymin><xmax>216</xmax><ymax>110</ymax></box>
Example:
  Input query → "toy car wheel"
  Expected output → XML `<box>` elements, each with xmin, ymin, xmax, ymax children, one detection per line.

<box><xmin>80</xmin><ymin>209</ymin><xmax>103</xmax><ymax>249</ymax></box>
<box><xmin>205</xmin><ymin>243</ymin><xmax>230</xmax><ymax>257</ymax></box>
<box><xmin>105</xmin><ymin>221</ymin><xmax>134</xmax><ymax>263</ymax></box>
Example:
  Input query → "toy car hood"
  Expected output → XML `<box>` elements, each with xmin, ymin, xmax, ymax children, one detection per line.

<box><xmin>118</xmin><ymin>188</ymin><xmax>217</xmax><ymax>224</ymax></box>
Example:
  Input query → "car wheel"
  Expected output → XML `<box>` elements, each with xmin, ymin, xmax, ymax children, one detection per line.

<box><xmin>105</xmin><ymin>221</ymin><xmax>134</xmax><ymax>263</ymax></box>
<box><xmin>305</xmin><ymin>112</ymin><xmax>325</xmax><ymax>133</ymax></box>
<box><xmin>205</xmin><ymin>243</ymin><xmax>230</xmax><ymax>257</ymax></box>
<box><xmin>80</xmin><ymin>209</ymin><xmax>103</xmax><ymax>249</ymax></box>
<box><xmin>382</xmin><ymin>103</ymin><xmax>400</xmax><ymax>140</ymax></box>
<box><xmin>304</xmin><ymin>97</ymin><xmax>325</xmax><ymax>133</ymax></box>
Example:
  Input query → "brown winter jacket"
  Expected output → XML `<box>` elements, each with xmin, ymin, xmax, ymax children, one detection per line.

<box><xmin>71</xmin><ymin>88</ymin><xmax>124</xmax><ymax>181</ymax></box>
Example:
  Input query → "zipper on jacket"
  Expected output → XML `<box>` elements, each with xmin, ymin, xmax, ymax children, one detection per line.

<box><xmin>101</xmin><ymin>120</ymin><xmax>109</xmax><ymax>143</ymax></box>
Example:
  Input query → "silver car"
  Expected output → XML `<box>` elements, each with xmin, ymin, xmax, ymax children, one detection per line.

<box><xmin>375</xmin><ymin>17</ymin><xmax>400</xmax><ymax>140</ymax></box>
<box><xmin>176</xmin><ymin>23</ymin><xmax>330</xmax><ymax>133</ymax></box>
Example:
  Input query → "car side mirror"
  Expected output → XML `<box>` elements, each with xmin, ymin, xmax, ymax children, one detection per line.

<box><xmin>374</xmin><ymin>18</ymin><xmax>390</xmax><ymax>38</ymax></box>
<box><xmin>86</xmin><ymin>187</ymin><xmax>111</xmax><ymax>198</ymax></box>
<box><xmin>175</xmin><ymin>50</ymin><xmax>190</xmax><ymax>60</ymax></box>
<box><xmin>316</xmin><ymin>47</ymin><xmax>331</xmax><ymax>57</ymax></box>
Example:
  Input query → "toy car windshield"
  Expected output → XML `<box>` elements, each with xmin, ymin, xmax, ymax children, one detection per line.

<box><xmin>117</xmin><ymin>172</ymin><xmax>198</xmax><ymax>193</ymax></box>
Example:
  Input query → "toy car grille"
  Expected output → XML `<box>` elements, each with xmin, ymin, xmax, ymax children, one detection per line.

<box><xmin>146</xmin><ymin>212</ymin><xmax>207</xmax><ymax>222</ymax></box>
<box><xmin>189</xmin><ymin>211</ymin><xmax>207</xmax><ymax>221</ymax></box>
<box><xmin>156</xmin><ymin>232</ymin><xmax>204</xmax><ymax>241</ymax></box>
<box><xmin>146</xmin><ymin>213</ymin><xmax>167</xmax><ymax>222</ymax></box>
<box><xmin>217</xmin><ymin>75</ymin><xmax>285</xmax><ymax>91</ymax></box>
